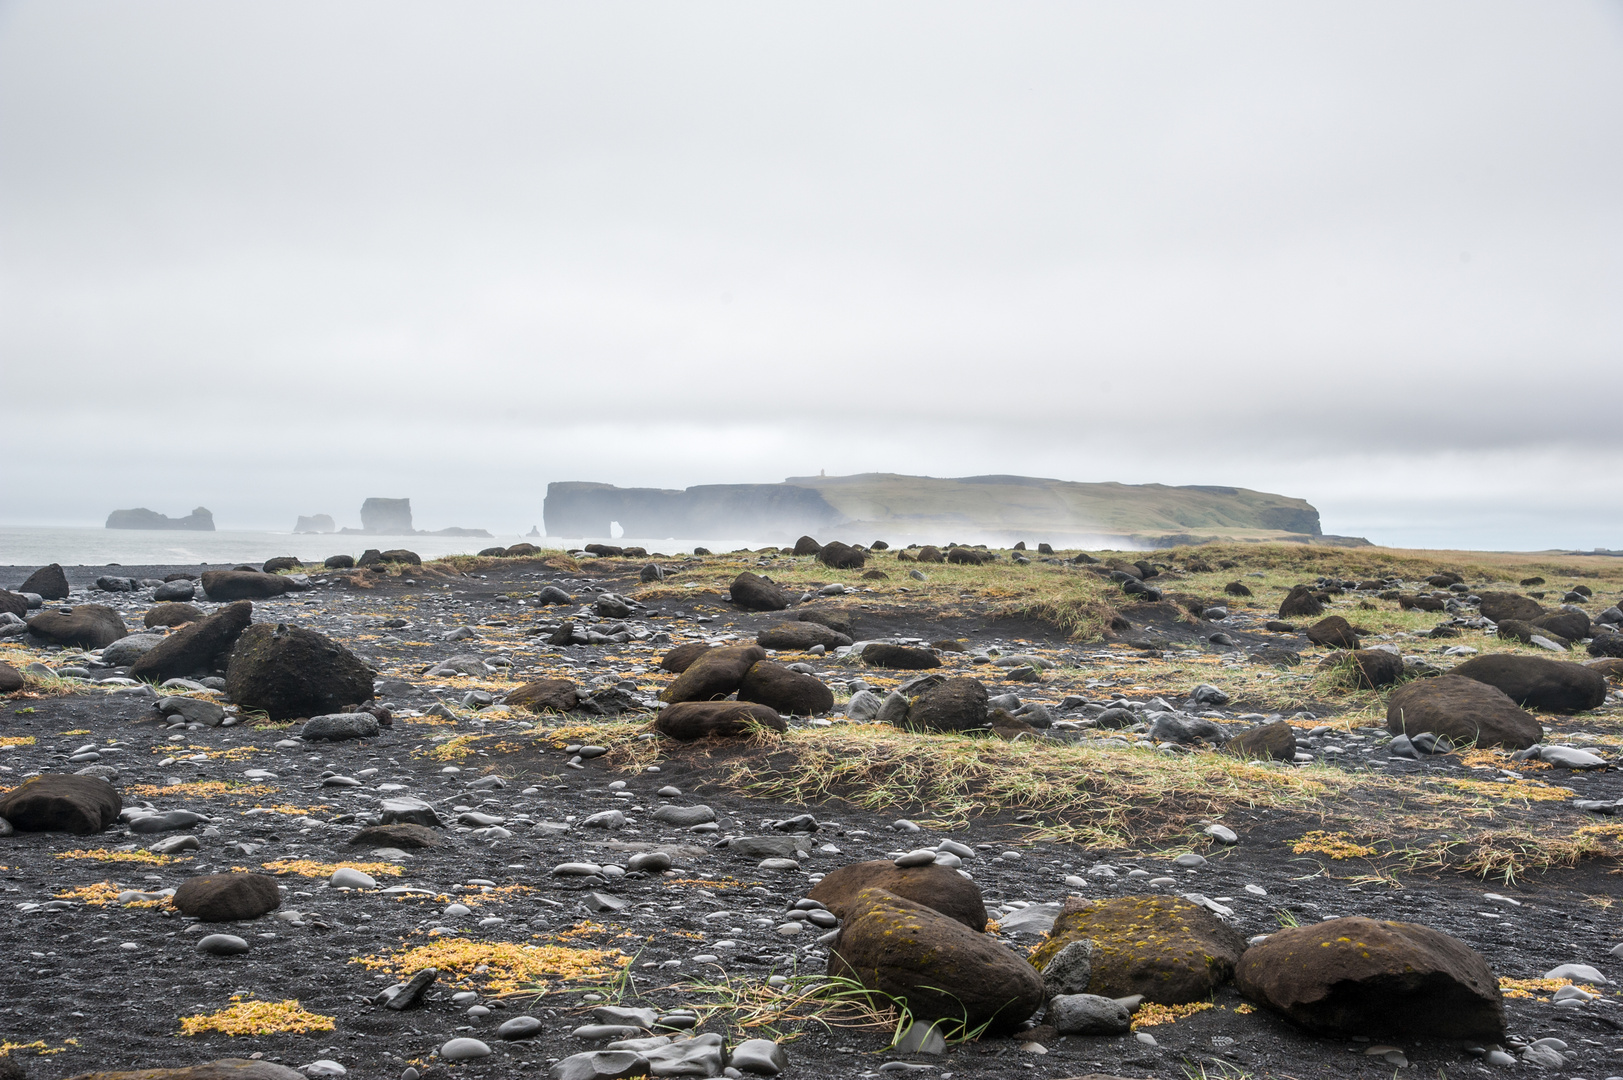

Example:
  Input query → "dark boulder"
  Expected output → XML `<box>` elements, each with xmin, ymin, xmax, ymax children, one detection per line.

<box><xmin>756</xmin><ymin>622</ymin><xmax>852</xmax><ymax>651</ymax></box>
<box><xmin>1533</xmin><ymin>610</ymin><xmax>1590</xmax><ymax>641</ymax></box>
<box><xmin>225</xmin><ymin>623</ymin><xmax>375</xmax><ymax>721</ymax></box>
<box><xmin>1478</xmin><ymin>591</ymin><xmax>1545</xmax><ymax>623</ymax></box>
<box><xmin>1305</xmin><ymin>616</ymin><xmax>1359</xmax><ymax>650</ymax></box>
<box><xmin>1029</xmin><ymin>896</ymin><xmax>1245</xmax><ymax>1005</ymax></box>
<box><xmin>1495</xmin><ymin>619</ymin><xmax>1560</xmax><ymax>647</ymax></box>
<box><xmin>378</xmin><ymin>549</ymin><xmax>420</xmax><ymax>565</ymax></box>
<box><xmin>62</xmin><ymin>1059</ymin><xmax>307</xmax><ymax>1080</ymax></box>
<box><xmin>348</xmin><ymin>822</ymin><xmax>441</xmax><ymax>849</ymax></box>
<box><xmin>658</xmin><ymin>642</ymin><xmax>711</xmax><ymax>674</ymax></box>
<box><xmin>1236</xmin><ymin>916</ymin><xmax>1504</xmax><ymax>1038</ymax></box>
<box><xmin>0</xmin><ymin>661</ymin><xmax>22</xmax><ymax>694</ymax></box>
<box><xmin>506</xmin><ymin>679</ymin><xmax>580</xmax><ymax>714</ymax></box>
<box><xmin>1278</xmin><ymin>586</ymin><xmax>1324</xmax><ymax>619</ymax></box>
<box><xmin>798</xmin><ymin>609</ymin><xmax>855</xmax><ymax>638</ymax></box>
<box><xmin>809</xmin><ymin>860</ymin><xmax>987</xmax><ymax>930</ymax></box>
<box><xmin>1226</xmin><ymin>720</ymin><xmax>1297</xmax><ymax>760</ymax></box>
<box><xmin>1224</xmin><ymin>581</ymin><xmax>1253</xmax><ymax>598</ymax></box>
<box><xmin>902</xmin><ymin>677</ymin><xmax>988</xmax><ymax>733</ymax></box>
<box><xmin>173</xmin><ymin>873</ymin><xmax>282</xmax><ymax>922</ymax></box>
<box><xmin>1450</xmin><ymin>653</ymin><xmax>1607</xmax><ymax>712</ymax></box>
<box><xmin>1589</xmin><ymin>634</ymin><xmax>1623</xmax><ymax>659</ymax></box>
<box><xmin>201</xmin><ymin>571</ymin><xmax>291</xmax><ymax>602</ymax></box>
<box><xmin>144</xmin><ymin>602</ymin><xmax>207</xmax><ymax>628</ymax></box>
<box><xmin>131</xmin><ymin>601</ymin><xmax>253</xmax><ymax>683</ymax></box>
<box><xmin>792</xmin><ymin>536</ymin><xmax>823</xmax><ymax>556</ymax></box>
<box><xmin>947</xmin><ymin>547</ymin><xmax>995</xmax><ymax>565</ymax></box>
<box><xmin>505</xmin><ymin>542</ymin><xmax>541</xmax><ymax>557</ymax></box>
<box><xmin>0</xmin><ymin>774</ymin><xmax>121</xmax><ymax>834</ymax></box>
<box><xmin>583</xmin><ymin>543</ymin><xmax>623</xmax><ymax>557</ymax></box>
<box><xmin>1386</xmin><ymin>674</ymin><xmax>1541</xmax><ymax>749</ymax></box>
<box><xmin>830</xmin><ymin>888</ymin><xmax>1043</xmax><ymax>1035</ymax></box>
<box><xmin>654</xmin><ymin>700</ymin><xmax>786</xmax><ymax>740</ymax></box>
<box><xmin>916</xmin><ymin>546</ymin><xmax>944</xmax><ymax>563</ymax></box>
<box><xmin>262</xmin><ymin>557</ymin><xmax>300</xmax><ymax>574</ymax></box>
<box><xmin>738</xmin><ymin>660</ymin><xmax>834</xmax><ymax>716</ymax></box>
<box><xmin>0</xmin><ymin>590</ymin><xmax>28</xmax><ymax>618</ymax></box>
<box><xmin>1319</xmin><ymin>648</ymin><xmax>1405</xmax><ymax>689</ymax></box>
<box><xmin>659</xmin><ymin>644</ymin><xmax>767</xmax><ymax>703</ymax></box>
<box><xmin>152</xmin><ymin>579</ymin><xmax>196</xmax><ymax>602</ymax></box>
<box><xmin>817</xmin><ymin>541</ymin><xmax>866</xmax><ymax>570</ymax></box>
<box><xmin>728</xmin><ymin>572</ymin><xmax>790</xmax><ymax>612</ymax></box>
<box><xmin>19</xmin><ymin>563</ymin><xmax>69</xmax><ymax>600</ymax></box>
<box><xmin>478</xmin><ymin>547</ymin><xmax>507</xmax><ymax>557</ymax></box>
<box><xmin>300</xmin><ymin>713</ymin><xmax>379</xmax><ymax>740</ymax></box>
<box><xmin>861</xmin><ymin>644</ymin><xmax>940</xmax><ymax>670</ymax></box>
<box><xmin>27</xmin><ymin>604</ymin><xmax>128</xmax><ymax>649</ymax></box>
<box><xmin>324</xmin><ymin>554</ymin><xmax>355</xmax><ymax>569</ymax></box>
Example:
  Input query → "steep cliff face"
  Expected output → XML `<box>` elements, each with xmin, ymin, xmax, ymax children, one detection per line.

<box><xmin>295</xmin><ymin>514</ymin><xmax>336</xmax><ymax>534</ymax></box>
<box><xmin>360</xmin><ymin>498</ymin><xmax>414</xmax><ymax>534</ymax></box>
<box><xmin>544</xmin><ymin>474</ymin><xmax>1329</xmax><ymax>545</ymax></box>
<box><xmin>105</xmin><ymin>507</ymin><xmax>215</xmax><ymax>531</ymax></box>
<box><xmin>544</xmin><ymin>482</ymin><xmax>840</xmax><ymax>540</ymax></box>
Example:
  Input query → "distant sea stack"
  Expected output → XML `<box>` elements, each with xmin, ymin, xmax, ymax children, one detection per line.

<box><xmin>335</xmin><ymin>498</ymin><xmax>492</xmax><ymax>539</ymax></box>
<box><xmin>360</xmin><ymin>498</ymin><xmax>415</xmax><ymax>534</ymax></box>
<box><xmin>105</xmin><ymin>506</ymin><xmax>215</xmax><ymax>531</ymax></box>
<box><xmin>544</xmin><ymin>474</ymin><xmax>1366</xmax><ymax>547</ymax></box>
<box><xmin>294</xmin><ymin>514</ymin><xmax>336</xmax><ymax>534</ymax></box>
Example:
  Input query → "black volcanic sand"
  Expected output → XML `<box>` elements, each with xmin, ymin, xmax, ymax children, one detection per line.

<box><xmin>0</xmin><ymin>553</ymin><xmax>1621</xmax><ymax>1080</ymax></box>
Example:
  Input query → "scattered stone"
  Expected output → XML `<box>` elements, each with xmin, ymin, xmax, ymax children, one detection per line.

<box><xmin>728</xmin><ymin>1038</ymin><xmax>787</xmax><ymax>1075</ymax></box>
<box><xmin>1226</xmin><ymin>720</ymin><xmax>1296</xmax><ymax>761</ymax></box>
<box><xmin>1048</xmin><ymin>993</ymin><xmax>1132</xmax><ymax>1035</ymax></box>
<box><xmin>861</xmin><ymin>644</ymin><xmax>941</xmax><ymax>670</ymax></box>
<box><xmin>173</xmin><ymin>873</ymin><xmax>282</xmax><ymax>921</ymax></box>
<box><xmin>439</xmin><ymin>1038</ymin><xmax>491</xmax><ymax>1061</ymax></box>
<box><xmin>300</xmin><ymin>713</ymin><xmax>380</xmax><ymax>741</ymax></box>
<box><xmin>0</xmin><ymin>773</ymin><xmax>121</xmax><ymax>834</ymax></box>
<box><xmin>196</xmin><ymin>933</ymin><xmax>251</xmax><ymax>956</ymax></box>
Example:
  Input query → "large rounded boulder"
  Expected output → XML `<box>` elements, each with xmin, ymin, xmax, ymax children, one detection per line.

<box><xmin>201</xmin><ymin>570</ymin><xmax>293</xmax><ymax>601</ymax></box>
<box><xmin>816</xmin><ymin>541</ymin><xmax>866</xmax><ymax>570</ymax></box>
<box><xmin>756</xmin><ymin>622</ymin><xmax>852</xmax><ymax>651</ymax></box>
<box><xmin>829</xmin><ymin>887</ymin><xmax>1043</xmax><ymax>1035</ymax></box>
<box><xmin>225</xmin><ymin>623</ymin><xmax>375</xmax><ymax>720</ymax></box>
<box><xmin>63</xmin><ymin>1060</ymin><xmax>306</xmax><ymax>1080</ymax></box>
<box><xmin>659</xmin><ymin>644</ymin><xmax>767</xmax><ymax>704</ymax></box>
<box><xmin>1236</xmin><ymin>916</ymin><xmax>1504</xmax><ymax>1038</ymax></box>
<box><xmin>1385</xmin><ymin>674</ymin><xmax>1541</xmax><ymax>749</ymax></box>
<box><xmin>1478</xmin><ymin>591</ymin><xmax>1545</xmax><ymax>624</ymax></box>
<box><xmin>860</xmin><ymin>643</ymin><xmax>940</xmax><ymax>670</ymax></box>
<box><xmin>0</xmin><ymin>774</ymin><xmax>122</xmax><ymax>834</ymax></box>
<box><xmin>654</xmin><ymin>700</ymin><xmax>786</xmax><ymax>740</ymax></box>
<box><xmin>728</xmin><ymin>572</ymin><xmax>789</xmax><ymax>612</ymax></box>
<box><xmin>658</xmin><ymin>641</ymin><xmax>711</xmax><ymax>673</ymax></box>
<box><xmin>506</xmin><ymin>678</ymin><xmax>580</xmax><ymax>714</ymax></box>
<box><xmin>1029</xmin><ymin>896</ymin><xmax>1245</xmax><ymax>1005</ymax></box>
<box><xmin>18</xmin><ymin>563</ymin><xmax>70</xmax><ymax>600</ymax></box>
<box><xmin>131</xmin><ymin>601</ymin><xmax>253</xmax><ymax>683</ymax></box>
<box><xmin>1304</xmin><ymin>616</ymin><xmax>1359</xmax><ymax>650</ymax></box>
<box><xmin>901</xmin><ymin>677</ymin><xmax>987</xmax><ymax>733</ymax></box>
<box><xmin>738</xmin><ymin>660</ymin><xmax>834</xmax><ymax>716</ymax></box>
<box><xmin>26</xmin><ymin>604</ymin><xmax>128</xmax><ymax>649</ymax></box>
<box><xmin>1278</xmin><ymin>585</ymin><xmax>1324</xmax><ymax>619</ymax></box>
<box><xmin>1449</xmin><ymin>653</ymin><xmax>1608</xmax><ymax>713</ymax></box>
<box><xmin>809</xmin><ymin>860</ymin><xmax>987</xmax><ymax>931</ymax></box>
<box><xmin>173</xmin><ymin>872</ymin><xmax>282</xmax><ymax>922</ymax></box>
<box><xmin>1318</xmin><ymin>648</ymin><xmax>1405</xmax><ymax>689</ymax></box>
<box><xmin>144</xmin><ymin>602</ymin><xmax>207</xmax><ymax>628</ymax></box>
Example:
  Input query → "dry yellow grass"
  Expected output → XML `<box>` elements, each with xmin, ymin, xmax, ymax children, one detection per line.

<box><xmin>353</xmin><ymin>936</ymin><xmax>629</xmax><ymax>995</ymax></box>
<box><xmin>178</xmin><ymin>998</ymin><xmax>335</xmax><ymax>1036</ymax></box>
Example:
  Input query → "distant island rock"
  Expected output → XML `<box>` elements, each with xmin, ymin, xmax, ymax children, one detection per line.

<box><xmin>543</xmin><ymin>474</ymin><xmax>1368</xmax><ymax>548</ymax></box>
<box><xmin>106</xmin><ymin>506</ymin><xmax>215</xmax><ymax>531</ymax></box>
<box><xmin>295</xmin><ymin>514</ymin><xmax>336</xmax><ymax>534</ymax></box>
<box><xmin>333</xmin><ymin>497</ymin><xmax>489</xmax><ymax>538</ymax></box>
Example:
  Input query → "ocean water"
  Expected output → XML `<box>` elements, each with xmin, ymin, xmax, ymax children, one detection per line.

<box><xmin>0</xmin><ymin>526</ymin><xmax>750</xmax><ymax>568</ymax></box>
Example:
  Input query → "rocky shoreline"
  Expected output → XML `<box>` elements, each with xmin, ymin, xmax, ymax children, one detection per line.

<box><xmin>0</xmin><ymin>543</ymin><xmax>1621</xmax><ymax>1080</ymax></box>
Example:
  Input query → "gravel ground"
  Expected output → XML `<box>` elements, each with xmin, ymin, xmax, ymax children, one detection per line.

<box><xmin>1</xmin><ymin>554</ymin><xmax>1621</xmax><ymax>1080</ymax></box>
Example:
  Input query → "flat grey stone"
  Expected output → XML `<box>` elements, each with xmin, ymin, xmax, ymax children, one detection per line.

<box><xmin>196</xmin><ymin>933</ymin><xmax>250</xmax><ymax>956</ymax></box>
<box><xmin>439</xmin><ymin>1038</ymin><xmax>491</xmax><ymax>1060</ymax></box>
<box><xmin>729</xmin><ymin>1038</ymin><xmax>788</xmax><ymax>1075</ymax></box>
<box><xmin>1049</xmin><ymin>992</ymin><xmax>1131</xmax><ymax>1035</ymax></box>
<box><xmin>651</xmin><ymin>804</ymin><xmax>715</xmax><ymax>827</ymax></box>
<box><xmin>497</xmin><ymin>1015</ymin><xmax>543</xmax><ymax>1040</ymax></box>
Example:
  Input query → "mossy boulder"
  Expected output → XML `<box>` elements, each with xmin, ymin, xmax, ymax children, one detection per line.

<box><xmin>809</xmin><ymin>859</ymin><xmax>987</xmax><ymax>931</ymax></box>
<box><xmin>829</xmin><ymin>887</ymin><xmax>1043</xmax><ymax>1035</ymax></box>
<box><xmin>1029</xmin><ymin>896</ymin><xmax>1245</xmax><ymax>1005</ymax></box>
<box><xmin>654</xmin><ymin>700</ymin><xmax>786</xmax><ymax>740</ymax></box>
<box><xmin>225</xmin><ymin>623</ymin><xmax>375</xmax><ymax>721</ymax></box>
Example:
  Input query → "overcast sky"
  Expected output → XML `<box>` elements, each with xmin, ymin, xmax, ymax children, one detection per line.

<box><xmin>2</xmin><ymin>1</ymin><xmax>1620</xmax><ymax>549</ymax></box>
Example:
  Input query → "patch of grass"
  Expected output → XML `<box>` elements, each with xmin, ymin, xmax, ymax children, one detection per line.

<box><xmin>178</xmin><ymin>997</ymin><xmax>335</xmax><ymax>1036</ymax></box>
<box><xmin>671</xmin><ymin>972</ymin><xmax>903</xmax><ymax>1041</ymax></box>
<box><xmin>123</xmin><ymin>781</ymin><xmax>276</xmax><ymax>799</ymax></box>
<box><xmin>1498</xmin><ymin>977</ymin><xmax>1574</xmax><ymax>1000</ymax></box>
<box><xmin>54</xmin><ymin>881</ymin><xmax>170</xmax><ymax>908</ymax></box>
<box><xmin>693</xmin><ymin>724</ymin><xmax>1347</xmax><ymax>848</ymax></box>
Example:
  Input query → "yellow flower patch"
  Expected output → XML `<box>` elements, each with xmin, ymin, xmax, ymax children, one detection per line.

<box><xmin>178</xmin><ymin>997</ymin><xmax>336</xmax><ymax>1036</ymax></box>
<box><xmin>1439</xmin><ymin>778</ymin><xmax>1571</xmax><ymax>802</ymax></box>
<box><xmin>0</xmin><ymin>736</ymin><xmax>36</xmax><ymax>747</ymax></box>
<box><xmin>1498</xmin><ymin>977</ymin><xmax>1573</xmax><ymax>1000</ymax></box>
<box><xmin>124</xmin><ymin>782</ymin><xmax>276</xmax><ymax>799</ymax></box>
<box><xmin>353</xmin><ymin>936</ymin><xmax>629</xmax><ymax>995</ymax></box>
<box><xmin>1131</xmin><ymin>1001</ymin><xmax>1214</xmax><ymax>1028</ymax></box>
<box><xmin>56</xmin><ymin>849</ymin><xmax>185</xmax><ymax>865</ymax></box>
<box><xmin>54</xmin><ymin>881</ymin><xmax>170</xmax><ymax>909</ymax></box>
<box><xmin>260</xmin><ymin>859</ymin><xmax>404</xmax><ymax>878</ymax></box>
<box><xmin>1290</xmin><ymin>831</ymin><xmax>1377</xmax><ymax>859</ymax></box>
